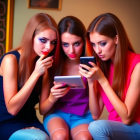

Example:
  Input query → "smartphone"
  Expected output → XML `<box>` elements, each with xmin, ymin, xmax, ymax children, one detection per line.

<box><xmin>80</xmin><ymin>56</ymin><xmax>96</xmax><ymax>70</ymax></box>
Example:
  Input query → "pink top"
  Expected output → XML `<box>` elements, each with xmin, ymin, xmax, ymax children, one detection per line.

<box><xmin>99</xmin><ymin>51</ymin><xmax>140</xmax><ymax>124</ymax></box>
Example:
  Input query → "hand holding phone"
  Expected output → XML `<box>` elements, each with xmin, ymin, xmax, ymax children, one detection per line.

<box><xmin>80</xmin><ymin>56</ymin><xmax>96</xmax><ymax>71</ymax></box>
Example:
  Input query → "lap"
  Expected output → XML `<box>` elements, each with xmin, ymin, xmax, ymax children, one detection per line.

<box><xmin>0</xmin><ymin>118</ymin><xmax>47</xmax><ymax>140</ymax></box>
<box><xmin>43</xmin><ymin>110</ymin><xmax>93</xmax><ymax>139</ymax></box>
<box><xmin>88</xmin><ymin>120</ymin><xmax>140</xmax><ymax>140</ymax></box>
<box><xmin>9</xmin><ymin>129</ymin><xmax>49</xmax><ymax>140</ymax></box>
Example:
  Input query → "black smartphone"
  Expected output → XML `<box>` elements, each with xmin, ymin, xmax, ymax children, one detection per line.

<box><xmin>80</xmin><ymin>56</ymin><xmax>96</xmax><ymax>71</ymax></box>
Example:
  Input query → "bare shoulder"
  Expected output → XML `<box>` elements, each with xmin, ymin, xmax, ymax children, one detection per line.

<box><xmin>130</xmin><ymin>62</ymin><xmax>140</xmax><ymax>88</ymax></box>
<box><xmin>1</xmin><ymin>54</ymin><xmax>18</xmax><ymax>76</ymax></box>
<box><xmin>2</xmin><ymin>53</ymin><xmax>17</xmax><ymax>63</ymax></box>
<box><xmin>131</xmin><ymin>62</ymin><xmax>140</xmax><ymax>77</ymax></box>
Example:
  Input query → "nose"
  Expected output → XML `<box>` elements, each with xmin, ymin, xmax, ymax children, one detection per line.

<box><xmin>96</xmin><ymin>45</ymin><xmax>102</xmax><ymax>54</ymax></box>
<box><xmin>70</xmin><ymin>45</ymin><xmax>75</xmax><ymax>53</ymax></box>
<box><xmin>45</xmin><ymin>41</ymin><xmax>51</xmax><ymax>51</ymax></box>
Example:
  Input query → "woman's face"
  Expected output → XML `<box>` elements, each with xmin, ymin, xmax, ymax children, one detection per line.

<box><xmin>61</xmin><ymin>32</ymin><xmax>84</xmax><ymax>61</ymax></box>
<box><xmin>89</xmin><ymin>32</ymin><xmax>118</xmax><ymax>62</ymax></box>
<box><xmin>33</xmin><ymin>28</ymin><xmax>57</xmax><ymax>57</ymax></box>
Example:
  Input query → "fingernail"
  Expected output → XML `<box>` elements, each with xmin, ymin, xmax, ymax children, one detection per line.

<box><xmin>88</xmin><ymin>62</ymin><xmax>91</xmax><ymax>64</ymax></box>
<box><xmin>51</xmin><ymin>55</ymin><xmax>54</xmax><ymax>58</ymax></box>
<box><xmin>62</xmin><ymin>83</ymin><xmax>66</xmax><ymax>86</ymax></box>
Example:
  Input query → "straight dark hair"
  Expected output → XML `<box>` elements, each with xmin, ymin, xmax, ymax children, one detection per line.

<box><xmin>53</xmin><ymin>16</ymin><xmax>86</xmax><ymax>77</ymax></box>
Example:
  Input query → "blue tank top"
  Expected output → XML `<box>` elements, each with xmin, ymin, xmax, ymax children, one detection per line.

<box><xmin>56</xmin><ymin>76</ymin><xmax>89</xmax><ymax>116</ymax></box>
<box><xmin>0</xmin><ymin>51</ymin><xmax>42</xmax><ymax>123</ymax></box>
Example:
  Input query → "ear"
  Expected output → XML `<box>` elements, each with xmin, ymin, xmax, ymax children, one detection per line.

<box><xmin>114</xmin><ymin>35</ymin><xmax>118</xmax><ymax>44</ymax></box>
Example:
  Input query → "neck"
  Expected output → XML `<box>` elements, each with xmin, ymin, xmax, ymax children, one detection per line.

<box><xmin>65</xmin><ymin>57</ymin><xmax>80</xmax><ymax>65</ymax></box>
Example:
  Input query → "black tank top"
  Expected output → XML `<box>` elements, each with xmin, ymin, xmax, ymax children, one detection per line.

<box><xmin>0</xmin><ymin>51</ymin><xmax>42</xmax><ymax>123</ymax></box>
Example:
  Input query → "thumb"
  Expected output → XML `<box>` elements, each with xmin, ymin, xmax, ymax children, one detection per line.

<box><xmin>53</xmin><ymin>81</ymin><xmax>56</xmax><ymax>85</ymax></box>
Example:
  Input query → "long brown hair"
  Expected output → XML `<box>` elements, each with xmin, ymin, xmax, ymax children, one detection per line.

<box><xmin>53</xmin><ymin>16</ymin><xmax>86</xmax><ymax>77</ymax></box>
<box><xmin>86</xmin><ymin>13</ymin><xmax>135</xmax><ymax>98</ymax></box>
<box><xmin>16</xmin><ymin>13</ymin><xmax>59</xmax><ymax>86</ymax></box>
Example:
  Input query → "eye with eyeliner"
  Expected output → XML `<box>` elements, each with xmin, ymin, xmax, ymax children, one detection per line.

<box><xmin>39</xmin><ymin>38</ymin><xmax>48</xmax><ymax>43</ymax></box>
<box><xmin>91</xmin><ymin>42</ymin><xmax>96</xmax><ymax>47</ymax></box>
<box><xmin>62</xmin><ymin>42</ymin><xmax>69</xmax><ymax>47</ymax></box>
<box><xmin>39</xmin><ymin>38</ymin><xmax>57</xmax><ymax>45</ymax></box>
<box><xmin>91</xmin><ymin>41</ymin><xmax>107</xmax><ymax>47</ymax></box>
<box><xmin>74</xmin><ymin>41</ymin><xmax>81</xmax><ymax>46</ymax></box>
<box><xmin>100</xmin><ymin>41</ymin><xmax>107</xmax><ymax>46</ymax></box>
<box><xmin>62</xmin><ymin>41</ymin><xmax>81</xmax><ymax>47</ymax></box>
<box><xmin>51</xmin><ymin>40</ymin><xmax>57</xmax><ymax>45</ymax></box>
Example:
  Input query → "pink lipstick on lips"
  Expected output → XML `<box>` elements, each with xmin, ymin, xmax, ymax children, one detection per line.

<box><xmin>41</xmin><ymin>51</ymin><xmax>49</xmax><ymax>56</ymax></box>
<box><xmin>69</xmin><ymin>54</ymin><xmax>77</xmax><ymax>58</ymax></box>
<box><xmin>98</xmin><ymin>55</ymin><xmax>104</xmax><ymax>58</ymax></box>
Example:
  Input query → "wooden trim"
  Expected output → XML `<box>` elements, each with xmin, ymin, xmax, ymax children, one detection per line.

<box><xmin>6</xmin><ymin>0</ymin><xmax>14</xmax><ymax>52</ymax></box>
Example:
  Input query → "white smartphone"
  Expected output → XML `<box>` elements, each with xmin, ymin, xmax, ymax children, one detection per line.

<box><xmin>54</xmin><ymin>75</ymin><xmax>86</xmax><ymax>89</ymax></box>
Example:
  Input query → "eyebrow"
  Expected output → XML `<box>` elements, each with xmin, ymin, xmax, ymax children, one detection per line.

<box><xmin>52</xmin><ymin>39</ymin><xmax>57</xmax><ymax>41</ymax></box>
<box><xmin>39</xmin><ymin>37</ymin><xmax>57</xmax><ymax>41</ymax></box>
<box><xmin>90</xmin><ymin>40</ymin><xmax>106</xmax><ymax>44</ymax></box>
<box><xmin>62</xmin><ymin>40</ymin><xmax>82</xmax><ymax>44</ymax></box>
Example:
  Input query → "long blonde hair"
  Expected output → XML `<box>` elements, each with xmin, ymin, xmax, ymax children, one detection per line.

<box><xmin>86</xmin><ymin>13</ymin><xmax>135</xmax><ymax>98</ymax></box>
<box><xmin>16</xmin><ymin>13</ymin><xmax>59</xmax><ymax>86</ymax></box>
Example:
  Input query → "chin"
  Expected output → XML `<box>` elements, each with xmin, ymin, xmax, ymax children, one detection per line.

<box><xmin>100</xmin><ymin>57</ymin><xmax>108</xmax><ymax>61</ymax></box>
<box><xmin>70</xmin><ymin>57</ymin><xmax>79</xmax><ymax>61</ymax></box>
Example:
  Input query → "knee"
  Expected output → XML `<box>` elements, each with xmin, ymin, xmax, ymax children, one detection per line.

<box><xmin>88</xmin><ymin>121</ymin><xmax>102</xmax><ymax>136</ymax></box>
<box><xmin>77</xmin><ymin>133</ymin><xmax>92</xmax><ymax>140</ymax></box>
<box><xmin>51</xmin><ymin>130</ymin><xmax>68</xmax><ymax>140</ymax></box>
<box><xmin>73</xmin><ymin>130</ymin><xmax>92</xmax><ymax>140</ymax></box>
<box><xmin>9</xmin><ymin>129</ymin><xmax>49</xmax><ymax>140</ymax></box>
<box><xmin>88</xmin><ymin>120</ymin><xmax>110</xmax><ymax>138</ymax></box>
<box><xmin>27</xmin><ymin>129</ymin><xmax>49</xmax><ymax>140</ymax></box>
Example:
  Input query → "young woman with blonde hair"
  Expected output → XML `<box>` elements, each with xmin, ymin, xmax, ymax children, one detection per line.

<box><xmin>0</xmin><ymin>13</ymin><xmax>59</xmax><ymax>140</ymax></box>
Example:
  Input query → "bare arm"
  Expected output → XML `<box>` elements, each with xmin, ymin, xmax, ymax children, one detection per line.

<box><xmin>39</xmin><ymin>71</ymin><xmax>54</xmax><ymax>115</ymax></box>
<box><xmin>99</xmin><ymin>62</ymin><xmax>140</xmax><ymax>125</ymax></box>
<box><xmin>88</xmin><ymin>81</ymin><xmax>104</xmax><ymax>120</ymax></box>
<box><xmin>79</xmin><ymin>65</ymin><xmax>104</xmax><ymax>119</ymax></box>
<box><xmin>39</xmin><ymin>73</ymin><xmax>70</xmax><ymax>115</ymax></box>
<box><xmin>79</xmin><ymin>62</ymin><xmax>140</xmax><ymax>124</ymax></box>
<box><xmin>2</xmin><ymin>54</ymin><xmax>53</xmax><ymax>115</ymax></box>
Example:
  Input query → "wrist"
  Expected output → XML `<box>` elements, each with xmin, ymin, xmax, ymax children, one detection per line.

<box><xmin>98</xmin><ymin>76</ymin><xmax>108</xmax><ymax>88</ymax></box>
<box><xmin>88</xmin><ymin>79</ymin><xmax>94</xmax><ymax>86</ymax></box>
<box><xmin>48</xmin><ymin>96</ymin><xmax>57</xmax><ymax>104</ymax></box>
<box><xmin>32</xmin><ymin>70</ymin><xmax>40</xmax><ymax>79</ymax></box>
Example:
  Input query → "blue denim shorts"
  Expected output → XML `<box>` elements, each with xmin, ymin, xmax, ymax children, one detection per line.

<box><xmin>43</xmin><ymin>110</ymin><xmax>94</xmax><ymax>134</ymax></box>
